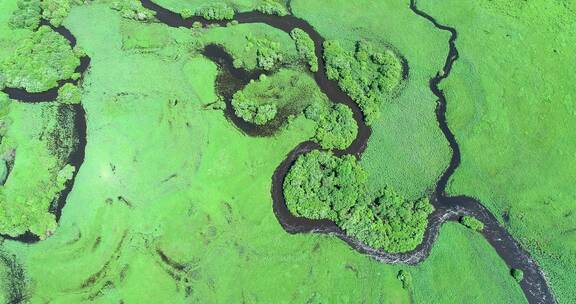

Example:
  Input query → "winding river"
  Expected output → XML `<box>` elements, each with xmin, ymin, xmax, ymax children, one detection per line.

<box><xmin>0</xmin><ymin>1</ymin><xmax>555</xmax><ymax>303</ymax></box>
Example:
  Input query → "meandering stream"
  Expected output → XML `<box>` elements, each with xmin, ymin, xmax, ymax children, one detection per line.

<box><xmin>0</xmin><ymin>1</ymin><xmax>555</xmax><ymax>302</ymax></box>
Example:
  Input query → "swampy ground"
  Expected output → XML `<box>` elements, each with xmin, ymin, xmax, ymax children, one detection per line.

<box><xmin>0</xmin><ymin>0</ymin><xmax>573</xmax><ymax>303</ymax></box>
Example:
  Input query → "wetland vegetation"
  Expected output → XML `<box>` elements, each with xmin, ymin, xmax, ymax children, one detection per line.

<box><xmin>0</xmin><ymin>0</ymin><xmax>570</xmax><ymax>303</ymax></box>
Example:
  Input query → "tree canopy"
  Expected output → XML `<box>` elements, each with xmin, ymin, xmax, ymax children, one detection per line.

<box><xmin>290</xmin><ymin>28</ymin><xmax>318</xmax><ymax>72</ymax></box>
<box><xmin>196</xmin><ymin>2</ymin><xmax>234</xmax><ymax>21</ymax></box>
<box><xmin>304</xmin><ymin>102</ymin><xmax>357</xmax><ymax>150</ymax></box>
<box><xmin>323</xmin><ymin>40</ymin><xmax>404</xmax><ymax>125</ymax></box>
<box><xmin>284</xmin><ymin>150</ymin><xmax>434</xmax><ymax>253</ymax></box>
<box><xmin>0</xmin><ymin>26</ymin><xmax>81</xmax><ymax>92</ymax></box>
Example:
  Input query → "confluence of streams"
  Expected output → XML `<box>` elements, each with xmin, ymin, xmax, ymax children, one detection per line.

<box><xmin>0</xmin><ymin>1</ymin><xmax>555</xmax><ymax>303</ymax></box>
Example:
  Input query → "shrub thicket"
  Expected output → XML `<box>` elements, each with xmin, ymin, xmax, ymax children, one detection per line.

<box><xmin>290</xmin><ymin>28</ymin><xmax>318</xmax><ymax>72</ymax></box>
<box><xmin>57</xmin><ymin>83</ymin><xmax>82</xmax><ymax>104</ymax></box>
<box><xmin>0</xmin><ymin>26</ymin><xmax>81</xmax><ymax>92</ymax></box>
<box><xmin>111</xmin><ymin>0</ymin><xmax>155</xmax><ymax>21</ymax></box>
<box><xmin>245</xmin><ymin>34</ymin><xmax>283</xmax><ymax>70</ymax></box>
<box><xmin>460</xmin><ymin>215</ymin><xmax>484</xmax><ymax>231</ymax></box>
<box><xmin>231</xmin><ymin>91</ymin><xmax>277</xmax><ymax>125</ymax></box>
<box><xmin>41</xmin><ymin>0</ymin><xmax>71</xmax><ymax>26</ymax></box>
<box><xmin>284</xmin><ymin>150</ymin><xmax>369</xmax><ymax>220</ymax></box>
<box><xmin>230</xmin><ymin>69</ymin><xmax>325</xmax><ymax>127</ymax></box>
<box><xmin>323</xmin><ymin>40</ymin><xmax>403</xmax><ymax>124</ymax></box>
<box><xmin>256</xmin><ymin>0</ymin><xmax>288</xmax><ymax>16</ymax></box>
<box><xmin>304</xmin><ymin>102</ymin><xmax>356</xmax><ymax>150</ymax></box>
<box><xmin>8</xmin><ymin>0</ymin><xmax>41</xmax><ymax>29</ymax></box>
<box><xmin>196</xmin><ymin>3</ymin><xmax>234</xmax><ymax>20</ymax></box>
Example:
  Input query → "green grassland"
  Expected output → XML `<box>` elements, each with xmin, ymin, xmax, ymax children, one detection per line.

<box><xmin>419</xmin><ymin>0</ymin><xmax>576</xmax><ymax>302</ymax></box>
<box><xmin>291</xmin><ymin>0</ymin><xmax>451</xmax><ymax>199</ymax></box>
<box><xmin>0</xmin><ymin>1</ymin><xmax>535</xmax><ymax>303</ymax></box>
<box><xmin>410</xmin><ymin>223</ymin><xmax>526</xmax><ymax>303</ymax></box>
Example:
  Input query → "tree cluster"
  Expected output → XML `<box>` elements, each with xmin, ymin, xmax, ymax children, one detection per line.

<box><xmin>9</xmin><ymin>0</ymin><xmax>81</xmax><ymax>28</ymax></box>
<box><xmin>256</xmin><ymin>0</ymin><xmax>288</xmax><ymax>16</ymax></box>
<box><xmin>290</xmin><ymin>28</ymin><xmax>318</xmax><ymax>72</ymax></box>
<box><xmin>196</xmin><ymin>2</ymin><xmax>235</xmax><ymax>21</ymax></box>
<box><xmin>111</xmin><ymin>0</ymin><xmax>155</xmax><ymax>21</ymax></box>
<box><xmin>0</xmin><ymin>26</ymin><xmax>81</xmax><ymax>92</ymax></box>
<box><xmin>8</xmin><ymin>0</ymin><xmax>41</xmax><ymax>30</ymax></box>
<box><xmin>304</xmin><ymin>102</ymin><xmax>357</xmax><ymax>150</ymax></box>
<box><xmin>231</xmin><ymin>91</ymin><xmax>277</xmax><ymax>125</ymax></box>
<box><xmin>284</xmin><ymin>151</ymin><xmax>434</xmax><ymax>253</ymax></box>
<box><xmin>57</xmin><ymin>83</ymin><xmax>82</xmax><ymax>104</ymax></box>
<box><xmin>460</xmin><ymin>215</ymin><xmax>484</xmax><ymax>231</ymax></box>
<box><xmin>284</xmin><ymin>150</ymin><xmax>369</xmax><ymax>221</ymax></box>
<box><xmin>41</xmin><ymin>0</ymin><xmax>71</xmax><ymax>26</ymax></box>
<box><xmin>244</xmin><ymin>34</ymin><xmax>283</xmax><ymax>70</ymax></box>
<box><xmin>323</xmin><ymin>40</ymin><xmax>404</xmax><ymax>125</ymax></box>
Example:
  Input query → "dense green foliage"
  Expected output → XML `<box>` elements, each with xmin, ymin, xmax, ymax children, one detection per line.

<box><xmin>304</xmin><ymin>102</ymin><xmax>356</xmax><ymax>150</ymax></box>
<box><xmin>0</xmin><ymin>26</ymin><xmax>80</xmax><ymax>92</ymax></box>
<box><xmin>460</xmin><ymin>215</ymin><xmax>484</xmax><ymax>232</ymax></box>
<box><xmin>324</xmin><ymin>40</ymin><xmax>403</xmax><ymax>125</ymax></box>
<box><xmin>370</xmin><ymin>188</ymin><xmax>433</xmax><ymax>252</ymax></box>
<box><xmin>255</xmin><ymin>0</ymin><xmax>287</xmax><ymax>16</ymax></box>
<box><xmin>41</xmin><ymin>0</ymin><xmax>71</xmax><ymax>26</ymax></box>
<box><xmin>284</xmin><ymin>150</ymin><xmax>433</xmax><ymax>253</ymax></box>
<box><xmin>284</xmin><ymin>150</ymin><xmax>368</xmax><ymax>220</ymax></box>
<box><xmin>196</xmin><ymin>2</ymin><xmax>234</xmax><ymax>20</ymax></box>
<box><xmin>511</xmin><ymin>269</ymin><xmax>524</xmax><ymax>283</ymax></box>
<box><xmin>231</xmin><ymin>91</ymin><xmax>277</xmax><ymax>125</ymax></box>
<box><xmin>290</xmin><ymin>28</ymin><xmax>318</xmax><ymax>72</ymax></box>
<box><xmin>57</xmin><ymin>83</ymin><xmax>82</xmax><ymax>104</ymax></box>
<box><xmin>111</xmin><ymin>0</ymin><xmax>155</xmax><ymax>21</ymax></box>
<box><xmin>9</xmin><ymin>0</ymin><xmax>75</xmax><ymax>28</ymax></box>
<box><xmin>229</xmin><ymin>69</ymin><xmax>325</xmax><ymax>128</ymax></box>
<box><xmin>245</xmin><ymin>34</ymin><xmax>283</xmax><ymax>70</ymax></box>
<box><xmin>8</xmin><ymin>0</ymin><xmax>40</xmax><ymax>29</ymax></box>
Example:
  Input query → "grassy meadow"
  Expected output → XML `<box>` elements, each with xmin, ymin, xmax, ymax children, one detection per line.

<box><xmin>420</xmin><ymin>0</ymin><xmax>576</xmax><ymax>301</ymax></box>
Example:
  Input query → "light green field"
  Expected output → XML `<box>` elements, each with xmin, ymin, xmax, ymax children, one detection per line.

<box><xmin>0</xmin><ymin>1</ymin><xmax>535</xmax><ymax>303</ymax></box>
<box><xmin>419</xmin><ymin>0</ymin><xmax>576</xmax><ymax>302</ymax></box>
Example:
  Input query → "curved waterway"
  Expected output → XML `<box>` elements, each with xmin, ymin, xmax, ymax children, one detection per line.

<box><xmin>0</xmin><ymin>20</ymin><xmax>90</xmax><ymax>243</ymax></box>
<box><xmin>139</xmin><ymin>0</ymin><xmax>555</xmax><ymax>302</ymax></box>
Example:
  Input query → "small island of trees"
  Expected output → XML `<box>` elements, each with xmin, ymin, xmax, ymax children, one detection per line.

<box><xmin>284</xmin><ymin>150</ymin><xmax>433</xmax><ymax>253</ymax></box>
